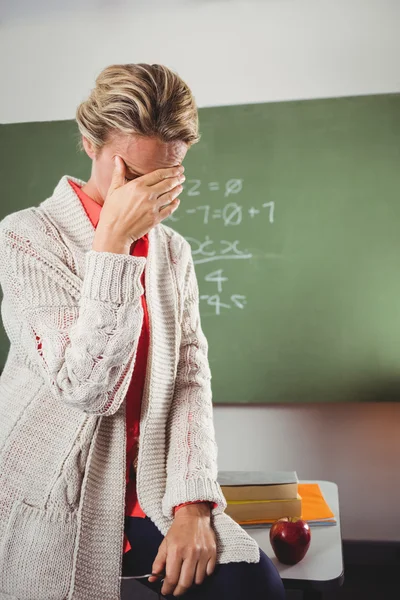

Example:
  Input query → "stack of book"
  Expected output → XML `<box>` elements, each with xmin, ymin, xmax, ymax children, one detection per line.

<box><xmin>218</xmin><ymin>471</ymin><xmax>301</xmax><ymax>525</ymax></box>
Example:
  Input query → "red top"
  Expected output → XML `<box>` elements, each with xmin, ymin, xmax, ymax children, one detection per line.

<box><xmin>69</xmin><ymin>180</ymin><xmax>213</xmax><ymax>555</ymax></box>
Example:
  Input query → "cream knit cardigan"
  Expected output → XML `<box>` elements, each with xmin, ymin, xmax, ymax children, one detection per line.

<box><xmin>0</xmin><ymin>176</ymin><xmax>260</xmax><ymax>600</ymax></box>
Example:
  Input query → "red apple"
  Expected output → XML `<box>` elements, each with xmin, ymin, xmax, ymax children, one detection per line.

<box><xmin>270</xmin><ymin>517</ymin><xmax>311</xmax><ymax>565</ymax></box>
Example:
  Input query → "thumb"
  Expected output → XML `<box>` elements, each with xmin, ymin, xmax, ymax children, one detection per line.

<box><xmin>108</xmin><ymin>155</ymin><xmax>126</xmax><ymax>194</ymax></box>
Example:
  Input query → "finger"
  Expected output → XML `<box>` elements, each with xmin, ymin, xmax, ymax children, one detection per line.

<box><xmin>108</xmin><ymin>156</ymin><xmax>126</xmax><ymax>193</ymax></box>
<box><xmin>159</xmin><ymin>199</ymin><xmax>180</xmax><ymax>221</ymax></box>
<box><xmin>194</xmin><ymin>557</ymin><xmax>209</xmax><ymax>586</ymax></box>
<box><xmin>157</xmin><ymin>184</ymin><xmax>183</xmax><ymax>210</ymax></box>
<box><xmin>161</xmin><ymin>558</ymin><xmax>196</xmax><ymax>596</ymax></box>
<box><xmin>151</xmin><ymin>173</ymin><xmax>185</xmax><ymax>196</ymax></box>
<box><xmin>161</xmin><ymin>552</ymin><xmax>184</xmax><ymax>597</ymax></box>
<box><xmin>172</xmin><ymin>558</ymin><xmax>198</xmax><ymax>596</ymax></box>
<box><xmin>206</xmin><ymin>554</ymin><xmax>217</xmax><ymax>577</ymax></box>
<box><xmin>147</xmin><ymin>574</ymin><xmax>163</xmax><ymax>583</ymax></box>
<box><xmin>141</xmin><ymin>165</ymin><xmax>184</xmax><ymax>187</ymax></box>
<box><xmin>149</xmin><ymin>544</ymin><xmax>167</xmax><ymax>583</ymax></box>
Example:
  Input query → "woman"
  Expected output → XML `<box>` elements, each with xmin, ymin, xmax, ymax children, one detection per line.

<box><xmin>0</xmin><ymin>64</ymin><xmax>285</xmax><ymax>600</ymax></box>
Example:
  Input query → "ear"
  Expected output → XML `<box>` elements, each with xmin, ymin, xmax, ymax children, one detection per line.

<box><xmin>82</xmin><ymin>136</ymin><xmax>96</xmax><ymax>160</ymax></box>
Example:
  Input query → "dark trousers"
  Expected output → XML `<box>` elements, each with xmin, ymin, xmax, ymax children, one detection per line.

<box><xmin>122</xmin><ymin>516</ymin><xmax>286</xmax><ymax>599</ymax></box>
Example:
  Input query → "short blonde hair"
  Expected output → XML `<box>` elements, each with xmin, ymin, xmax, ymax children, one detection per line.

<box><xmin>76</xmin><ymin>63</ymin><xmax>199</xmax><ymax>151</ymax></box>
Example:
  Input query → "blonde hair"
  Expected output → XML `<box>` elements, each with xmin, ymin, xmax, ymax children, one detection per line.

<box><xmin>76</xmin><ymin>63</ymin><xmax>199</xmax><ymax>151</ymax></box>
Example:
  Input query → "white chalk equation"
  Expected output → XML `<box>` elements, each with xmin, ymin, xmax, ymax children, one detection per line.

<box><xmin>185</xmin><ymin>178</ymin><xmax>244</xmax><ymax>198</ymax></box>
<box><xmin>167</xmin><ymin>201</ymin><xmax>274</xmax><ymax>226</ymax></box>
<box><xmin>201</xmin><ymin>268</ymin><xmax>247</xmax><ymax>316</ymax></box>
<box><xmin>163</xmin><ymin>177</ymin><xmax>278</xmax><ymax>316</ymax></box>
<box><xmin>165</xmin><ymin>177</ymin><xmax>275</xmax><ymax>226</ymax></box>
<box><xmin>186</xmin><ymin>236</ymin><xmax>252</xmax><ymax>265</ymax></box>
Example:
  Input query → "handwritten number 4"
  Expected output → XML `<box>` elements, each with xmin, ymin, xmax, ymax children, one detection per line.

<box><xmin>204</xmin><ymin>269</ymin><xmax>228</xmax><ymax>293</ymax></box>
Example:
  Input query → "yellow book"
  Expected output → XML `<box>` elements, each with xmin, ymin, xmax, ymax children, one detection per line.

<box><xmin>219</xmin><ymin>470</ymin><xmax>298</xmax><ymax>502</ymax></box>
<box><xmin>225</xmin><ymin>493</ymin><xmax>302</xmax><ymax>523</ymax></box>
<box><xmin>238</xmin><ymin>484</ymin><xmax>336</xmax><ymax>527</ymax></box>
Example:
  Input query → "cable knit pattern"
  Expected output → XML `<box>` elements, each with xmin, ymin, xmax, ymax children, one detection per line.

<box><xmin>162</xmin><ymin>240</ymin><xmax>224</xmax><ymax>516</ymax></box>
<box><xmin>0</xmin><ymin>176</ymin><xmax>260</xmax><ymax>600</ymax></box>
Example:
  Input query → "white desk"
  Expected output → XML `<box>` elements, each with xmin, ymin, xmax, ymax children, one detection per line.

<box><xmin>243</xmin><ymin>480</ymin><xmax>344</xmax><ymax>599</ymax></box>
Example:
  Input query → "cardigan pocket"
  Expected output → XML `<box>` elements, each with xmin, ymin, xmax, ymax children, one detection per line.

<box><xmin>0</xmin><ymin>500</ymin><xmax>77</xmax><ymax>600</ymax></box>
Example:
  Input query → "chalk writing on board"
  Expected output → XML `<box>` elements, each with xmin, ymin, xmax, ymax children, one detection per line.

<box><xmin>163</xmin><ymin>177</ymin><xmax>276</xmax><ymax>317</ymax></box>
<box><xmin>231</xmin><ymin>295</ymin><xmax>247</xmax><ymax>309</ymax></box>
<box><xmin>225</xmin><ymin>179</ymin><xmax>243</xmax><ymax>197</ymax></box>
<box><xmin>200</xmin><ymin>293</ymin><xmax>247</xmax><ymax>316</ymax></box>
<box><xmin>186</xmin><ymin>236</ymin><xmax>253</xmax><ymax>265</ymax></box>
<box><xmin>186</xmin><ymin>179</ymin><xmax>201</xmax><ymax>196</ymax></box>
<box><xmin>196</xmin><ymin>205</ymin><xmax>211</xmax><ymax>224</ymax></box>
<box><xmin>248</xmin><ymin>208</ymin><xmax>260</xmax><ymax>218</ymax></box>
<box><xmin>204</xmin><ymin>269</ymin><xmax>228</xmax><ymax>293</ymax></box>
<box><xmin>222</xmin><ymin>203</ymin><xmax>242</xmax><ymax>225</ymax></box>
<box><xmin>166</xmin><ymin>200</ymin><xmax>275</xmax><ymax>225</ymax></box>
<box><xmin>201</xmin><ymin>269</ymin><xmax>247</xmax><ymax>315</ymax></box>
<box><xmin>262</xmin><ymin>202</ymin><xmax>275</xmax><ymax>224</ymax></box>
<box><xmin>185</xmin><ymin>179</ymin><xmax>243</xmax><ymax>198</ymax></box>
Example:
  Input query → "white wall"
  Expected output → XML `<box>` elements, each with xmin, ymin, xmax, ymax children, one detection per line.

<box><xmin>1</xmin><ymin>0</ymin><xmax>400</xmax><ymax>123</ymax></box>
<box><xmin>1</xmin><ymin>0</ymin><xmax>400</xmax><ymax>540</ymax></box>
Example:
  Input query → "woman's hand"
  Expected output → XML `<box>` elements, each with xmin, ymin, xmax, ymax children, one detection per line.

<box><xmin>92</xmin><ymin>156</ymin><xmax>185</xmax><ymax>252</ymax></box>
<box><xmin>148</xmin><ymin>503</ymin><xmax>217</xmax><ymax>597</ymax></box>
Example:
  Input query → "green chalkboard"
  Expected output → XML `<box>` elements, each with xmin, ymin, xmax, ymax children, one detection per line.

<box><xmin>1</xmin><ymin>94</ymin><xmax>400</xmax><ymax>404</ymax></box>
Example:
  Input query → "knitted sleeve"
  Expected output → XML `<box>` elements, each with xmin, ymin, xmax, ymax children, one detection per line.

<box><xmin>162</xmin><ymin>245</ymin><xmax>227</xmax><ymax>519</ymax></box>
<box><xmin>0</xmin><ymin>221</ymin><xmax>146</xmax><ymax>416</ymax></box>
